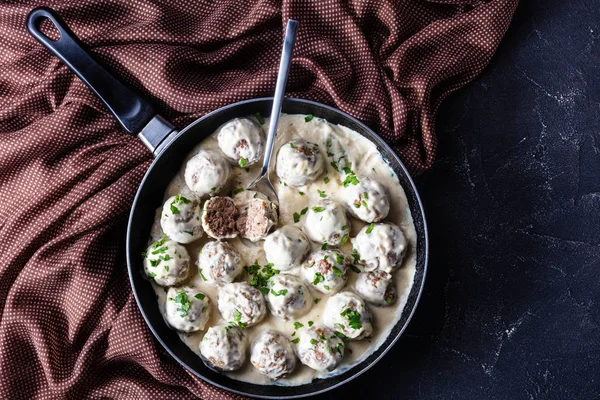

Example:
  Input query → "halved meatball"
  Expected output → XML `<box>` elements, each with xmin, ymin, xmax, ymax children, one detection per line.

<box><xmin>352</xmin><ymin>222</ymin><xmax>407</xmax><ymax>273</ymax></box>
<box><xmin>184</xmin><ymin>150</ymin><xmax>231</xmax><ymax>197</ymax></box>
<box><xmin>301</xmin><ymin>250</ymin><xmax>348</xmax><ymax>294</ymax></box>
<box><xmin>266</xmin><ymin>274</ymin><xmax>312</xmax><ymax>320</ymax></box>
<box><xmin>276</xmin><ymin>139</ymin><xmax>325</xmax><ymax>187</ymax></box>
<box><xmin>160</xmin><ymin>194</ymin><xmax>203</xmax><ymax>244</ymax></box>
<box><xmin>200</xmin><ymin>325</ymin><xmax>248</xmax><ymax>371</ymax></box>
<box><xmin>201</xmin><ymin>196</ymin><xmax>238</xmax><ymax>239</ymax></box>
<box><xmin>323</xmin><ymin>291</ymin><xmax>373</xmax><ymax>340</ymax></box>
<box><xmin>143</xmin><ymin>238</ymin><xmax>190</xmax><ymax>287</ymax></box>
<box><xmin>344</xmin><ymin>177</ymin><xmax>390</xmax><ymax>223</ymax></box>
<box><xmin>304</xmin><ymin>200</ymin><xmax>350</xmax><ymax>246</ymax></box>
<box><xmin>218</xmin><ymin>282</ymin><xmax>267</xmax><ymax>328</ymax></box>
<box><xmin>264</xmin><ymin>225</ymin><xmax>310</xmax><ymax>271</ymax></box>
<box><xmin>250</xmin><ymin>330</ymin><xmax>296</xmax><ymax>380</ymax></box>
<box><xmin>354</xmin><ymin>270</ymin><xmax>397</xmax><ymax>306</ymax></box>
<box><xmin>165</xmin><ymin>286</ymin><xmax>211</xmax><ymax>332</ymax></box>
<box><xmin>295</xmin><ymin>325</ymin><xmax>344</xmax><ymax>372</ymax></box>
<box><xmin>236</xmin><ymin>198</ymin><xmax>278</xmax><ymax>242</ymax></box>
<box><xmin>217</xmin><ymin>118</ymin><xmax>265</xmax><ymax>167</ymax></box>
<box><xmin>197</xmin><ymin>241</ymin><xmax>243</xmax><ymax>285</ymax></box>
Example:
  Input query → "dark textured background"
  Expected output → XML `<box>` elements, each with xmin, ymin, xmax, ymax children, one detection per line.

<box><xmin>316</xmin><ymin>0</ymin><xmax>600</xmax><ymax>398</ymax></box>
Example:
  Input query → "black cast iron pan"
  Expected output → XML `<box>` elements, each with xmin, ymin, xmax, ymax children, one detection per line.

<box><xmin>27</xmin><ymin>7</ymin><xmax>428</xmax><ymax>398</ymax></box>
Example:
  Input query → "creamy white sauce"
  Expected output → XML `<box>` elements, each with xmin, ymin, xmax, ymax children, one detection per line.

<box><xmin>148</xmin><ymin>115</ymin><xmax>417</xmax><ymax>386</ymax></box>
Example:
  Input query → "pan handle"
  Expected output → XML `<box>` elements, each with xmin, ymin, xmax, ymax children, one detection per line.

<box><xmin>26</xmin><ymin>7</ymin><xmax>176</xmax><ymax>154</ymax></box>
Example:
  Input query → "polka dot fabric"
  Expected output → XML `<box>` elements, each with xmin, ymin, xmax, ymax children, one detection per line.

<box><xmin>0</xmin><ymin>0</ymin><xmax>517</xmax><ymax>398</ymax></box>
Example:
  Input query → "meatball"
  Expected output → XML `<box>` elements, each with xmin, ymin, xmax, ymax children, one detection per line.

<box><xmin>200</xmin><ymin>325</ymin><xmax>248</xmax><ymax>371</ymax></box>
<box><xmin>296</xmin><ymin>325</ymin><xmax>345</xmax><ymax>372</ymax></box>
<box><xmin>160</xmin><ymin>194</ymin><xmax>203</xmax><ymax>244</ymax></box>
<box><xmin>250</xmin><ymin>330</ymin><xmax>296</xmax><ymax>379</ymax></box>
<box><xmin>301</xmin><ymin>250</ymin><xmax>348</xmax><ymax>294</ymax></box>
<box><xmin>201</xmin><ymin>196</ymin><xmax>238</xmax><ymax>239</ymax></box>
<box><xmin>304</xmin><ymin>200</ymin><xmax>350</xmax><ymax>246</ymax></box>
<box><xmin>184</xmin><ymin>150</ymin><xmax>231</xmax><ymax>197</ymax></box>
<box><xmin>266</xmin><ymin>274</ymin><xmax>312</xmax><ymax>320</ymax></box>
<box><xmin>352</xmin><ymin>222</ymin><xmax>407</xmax><ymax>273</ymax></box>
<box><xmin>355</xmin><ymin>270</ymin><xmax>397</xmax><ymax>306</ymax></box>
<box><xmin>276</xmin><ymin>139</ymin><xmax>325</xmax><ymax>187</ymax></box>
<box><xmin>344</xmin><ymin>177</ymin><xmax>390</xmax><ymax>223</ymax></box>
<box><xmin>143</xmin><ymin>238</ymin><xmax>190</xmax><ymax>286</ymax></box>
<box><xmin>218</xmin><ymin>282</ymin><xmax>267</xmax><ymax>328</ymax></box>
<box><xmin>264</xmin><ymin>225</ymin><xmax>310</xmax><ymax>271</ymax></box>
<box><xmin>197</xmin><ymin>241</ymin><xmax>243</xmax><ymax>285</ymax></box>
<box><xmin>323</xmin><ymin>291</ymin><xmax>373</xmax><ymax>340</ymax></box>
<box><xmin>217</xmin><ymin>118</ymin><xmax>265</xmax><ymax>167</ymax></box>
<box><xmin>165</xmin><ymin>286</ymin><xmax>211</xmax><ymax>332</ymax></box>
<box><xmin>236</xmin><ymin>198</ymin><xmax>278</xmax><ymax>242</ymax></box>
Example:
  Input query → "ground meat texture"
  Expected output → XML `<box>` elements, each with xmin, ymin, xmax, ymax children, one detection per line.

<box><xmin>304</xmin><ymin>199</ymin><xmax>350</xmax><ymax>246</ymax></box>
<box><xmin>236</xmin><ymin>198</ymin><xmax>278</xmax><ymax>242</ymax></box>
<box><xmin>323</xmin><ymin>291</ymin><xmax>374</xmax><ymax>340</ymax></box>
<box><xmin>264</xmin><ymin>225</ymin><xmax>310</xmax><ymax>271</ymax></box>
<box><xmin>250</xmin><ymin>330</ymin><xmax>296</xmax><ymax>380</ymax></box>
<box><xmin>184</xmin><ymin>150</ymin><xmax>231</xmax><ymax>198</ymax></box>
<box><xmin>266</xmin><ymin>274</ymin><xmax>312</xmax><ymax>320</ymax></box>
<box><xmin>295</xmin><ymin>325</ymin><xmax>344</xmax><ymax>372</ymax></box>
<box><xmin>160</xmin><ymin>194</ymin><xmax>203</xmax><ymax>244</ymax></box>
<box><xmin>276</xmin><ymin>138</ymin><xmax>325</xmax><ymax>187</ymax></box>
<box><xmin>200</xmin><ymin>325</ymin><xmax>248</xmax><ymax>371</ymax></box>
<box><xmin>344</xmin><ymin>176</ymin><xmax>390</xmax><ymax>223</ymax></box>
<box><xmin>301</xmin><ymin>250</ymin><xmax>348</xmax><ymax>294</ymax></box>
<box><xmin>143</xmin><ymin>238</ymin><xmax>190</xmax><ymax>287</ymax></box>
<box><xmin>352</xmin><ymin>222</ymin><xmax>407</xmax><ymax>273</ymax></box>
<box><xmin>197</xmin><ymin>241</ymin><xmax>243</xmax><ymax>285</ymax></box>
<box><xmin>217</xmin><ymin>118</ymin><xmax>265</xmax><ymax>167</ymax></box>
<box><xmin>165</xmin><ymin>286</ymin><xmax>211</xmax><ymax>332</ymax></box>
<box><xmin>218</xmin><ymin>282</ymin><xmax>267</xmax><ymax>328</ymax></box>
<box><xmin>354</xmin><ymin>270</ymin><xmax>397</xmax><ymax>306</ymax></box>
<box><xmin>201</xmin><ymin>196</ymin><xmax>238</xmax><ymax>239</ymax></box>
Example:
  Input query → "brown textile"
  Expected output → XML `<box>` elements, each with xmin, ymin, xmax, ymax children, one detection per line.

<box><xmin>0</xmin><ymin>0</ymin><xmax>518</xmax><ymax>398</ymax></box>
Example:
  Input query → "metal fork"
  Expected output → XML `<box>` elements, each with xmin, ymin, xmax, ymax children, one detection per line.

<box><xmin>246</xmin><ymin>19</ymin><xmax>298</xmax><ymax>204</ymax></box>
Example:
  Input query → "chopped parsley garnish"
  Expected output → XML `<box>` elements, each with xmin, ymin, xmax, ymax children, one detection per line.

<box><xmin>232</xmin><ymin>308</ymin><xmax>247</xmax><ymax>329</ymax></box>
<box><xmin>334</xmin><ymin>330</ymin><xmax>349</xmax><ymax>341</ymax></box>
<box><xmin>317</xmin><ymin>189</ymin><xmax>327</xmax><ymax>198</ymax></box>
<box><xmin>198</xmin><ymin>268</ymin><xmax>207</xmax><ymax>281</ymax></box>
<box><xmin>341</xmin><ymin>308</ymin><xmax>362</xmax><ymax>330</ymax></box>
<box><xmin>164</xmin><ymin>265</ymin><xmax>169</xmax><ymax>272</ymax></box>
<box><xmin>170</xmin><ymin>204</ymin><xmax>179</xmax><ymax>214</ymax></box>
<box><xmin>312</xmin><ymin>272</ymin><xmax>324</xmax><ymax>286</ymax></box>
<box><xmin>324</xmin><ymin>176</ymin><xmax>330</xmax><ymax>184</ymax></box>
<box><xmin>305</xmin><ymin>114</ymin><xmax>313</xmax><ymax>122</ymax></box>
<box><xmin>152</xmin><ymin>234</ymin><xmax>167</xmax><ymax>249</ymax></box>
<box><xmin>363</xmin><ymin>192</ymin><xmax>369</xmax><ymax>199</ymax></box>
<box><xmin>291</xmin><ymin>338</ymin><xmax>300</xmax><ymax>344</ymax></box>
<box><xmin>334</xmin><ymin>323</ymin><xmax>345</xmax><ymax>329</ymax></box>
<box><xmin>332</xmin><ymin>266</ymin><xmax>343</xmax><ymax>278</ymax></box>
<box><xmin>342</xmin><ymin>169</ymin><xmax>360</xmax><ymax>187</ymax></box>
<box><xmin>233</xmin><ymin>188</ymin><xmax>244</xmax><ymax>195</ymax></box>
<box><xmin>349</xmin><ymin>264</ymin><xmax>361</xmax><ymax>273</ymax></box>
<box><xmin>290</xmin><ymin>142</ymin><xmax>296</xmax><ymax>148</ymax></box>
<box><xmin>292</xmin><ymin>331</ymin><xmax>296</xmax><ymax>336</ymax></box>
<box><xmin>330</xmin><ymin>161</ymin><xmax>339</xmax><ymax>172</ymax></box>
<box><xmin>310</xmin><ymin>338</ymin><xmax>318</xmax><ymax>345</ymax></box>
<box><xmin>307</xmin><ymin>261</ymin><xmax>315</xmax><ymax>268</ymax></box>
<box><xmin>202</xmin><ymin>306</ymin><xmax>208</xmax><ymax>312</ymax></box>
<box><xmin>353</xmin><ymin>203</ymin><xmax>361</xmax><ymax>208</ymax></box>
<box><xmin>323</xmin><ymin>285</ymin><xmax>330</xmax><ymax>290</ymax></box>
<box><xmin>255</xmin><ymin>112</ymin><xmax>264</xmax><ymax>124</ymax></box>
<box><xmin>308</xmin><ymin>320</ymin><xmax>314</xmax><ymax>327</ymax></box>
<box><xmin>340</xmin><ymin>234</ymin><xmax>349</xmax><ymax>244</ymax></box>
<box><xmin>253</xmin><ymin>192</ymin><xmax>258</xmax><ymax>198</ymax></box>
<box><xmin>366</xmin><ymin>223</ymin><xmax>375</xmax><ymax>234</ymax></box>
<box><xmin>335</xmin><ymin>342</ymin><xmax>344</xmax><ymax>355</ymax></box>
<box><xmin>141</xmin><ymin>251</ymin><xmax>147</xmax><ymax>258</ymax></box>
<box><xmin>210</xmin><ymin>187</ymin><xmax>216</xmax><ymax>192</ymax></box>
<box><xmin>149</xmin><ymin>259</ymin><xmax>160</xmax><ymax>267</ymax></box>
<box><xmin>385</xmin><ymin>297</ymin><xmax>393</xmax><ymax>304</ymax></box>
<box><xmin>174</xmin><ymin>291</ymin><xmax>191</xmax><ymax>318</ymax></box>
<box><xmin>321</xmin><ymin>242</ymin><xmax>328</xmax><ymax>250</ymax></box>
<box><xmin>314</xmin><ymin>298</ymin><xmax>321</xmax><ymax>304</ymax></box>
<box><xmin>184</xmin><ymin>230</ymin><xmax>193</xmax><ymax>235</ymax></box>
<box><xmin>334</xmin><ymin>253</ymin><xmax>344</xmax><ymax>264</ymax></box>
<box><xmin>312</xmin><ymin>206</ymin><xmax>325</xmax><ymax>212</ymax></box>
<box><xmin>151</xmin><ymin>246</ymin><xmax>168</xmax><ymax>255</ymax></box>
<box><xmin>239</xmin><ymin>157</ymin><xmax>247</xmax><ymax>168</ymax></box>
<box><xmin>271</xmin><ymin>289</ymin><xmax>288</xmax><ymax>296</ymax></box>
<box><xmin>352</xmin><ymin>248</ymin><xmax>360</xmax><ymax>263</ymax></box>
<box><xmin>299</xmin><ymin>191</ymin><xmax>305</xmax><ymax>195</ymax></box>
<box><xmin>293</xmin><ymin>212</ymin><xmax>301</xmax><ymax>223</ymax></box>
<box><xmin>293</xmin><ymin>322</ymin><xmax>304</xmax><ymax>329</ymax></box>
<box><xmin>194</xmin><ymin>293</ymin><xmax>205</xmax><ymax>300</ymax></box>
<box><xmin>148</xmin><ymin>272</ymin><xmax>156</xmax><ymax>279</ymax></box>
<box><xmin>301</xmin><ymin>207</ymin><xmax>308</xmax><ymax>215</ymax></box>
<box><xmin>362</xmin><ymin>200</ymin><xmax>369</xmax><ymax>210</ymax></box>
<box><xmin>245</xmin><ymin>261</ymin><xmax>280</xmax><ymax>293</ymax></box>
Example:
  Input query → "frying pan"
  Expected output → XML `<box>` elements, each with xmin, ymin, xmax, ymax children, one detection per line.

<box><xmin>26</xmin><ymin>7</ymin><xmax>428</xmax><ymax>398</ymax></box>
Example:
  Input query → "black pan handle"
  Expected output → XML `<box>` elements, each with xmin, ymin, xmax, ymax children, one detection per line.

<box><xmin>26</xmin><ymin>7</ymin><xmax>156</xmax><ymax>135</ymax></box>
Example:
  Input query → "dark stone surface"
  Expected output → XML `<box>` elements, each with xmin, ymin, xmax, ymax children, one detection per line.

<box><xmin>317</xmin><ymin>0</ymin><xmax>600</xmax><ymax>398</ymax></box>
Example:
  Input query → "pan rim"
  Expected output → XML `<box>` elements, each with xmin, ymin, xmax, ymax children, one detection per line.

<box><xmin>126</xmin><ymin>97</ymin><xmax>429</xmax><ymax>399</ymax></box>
